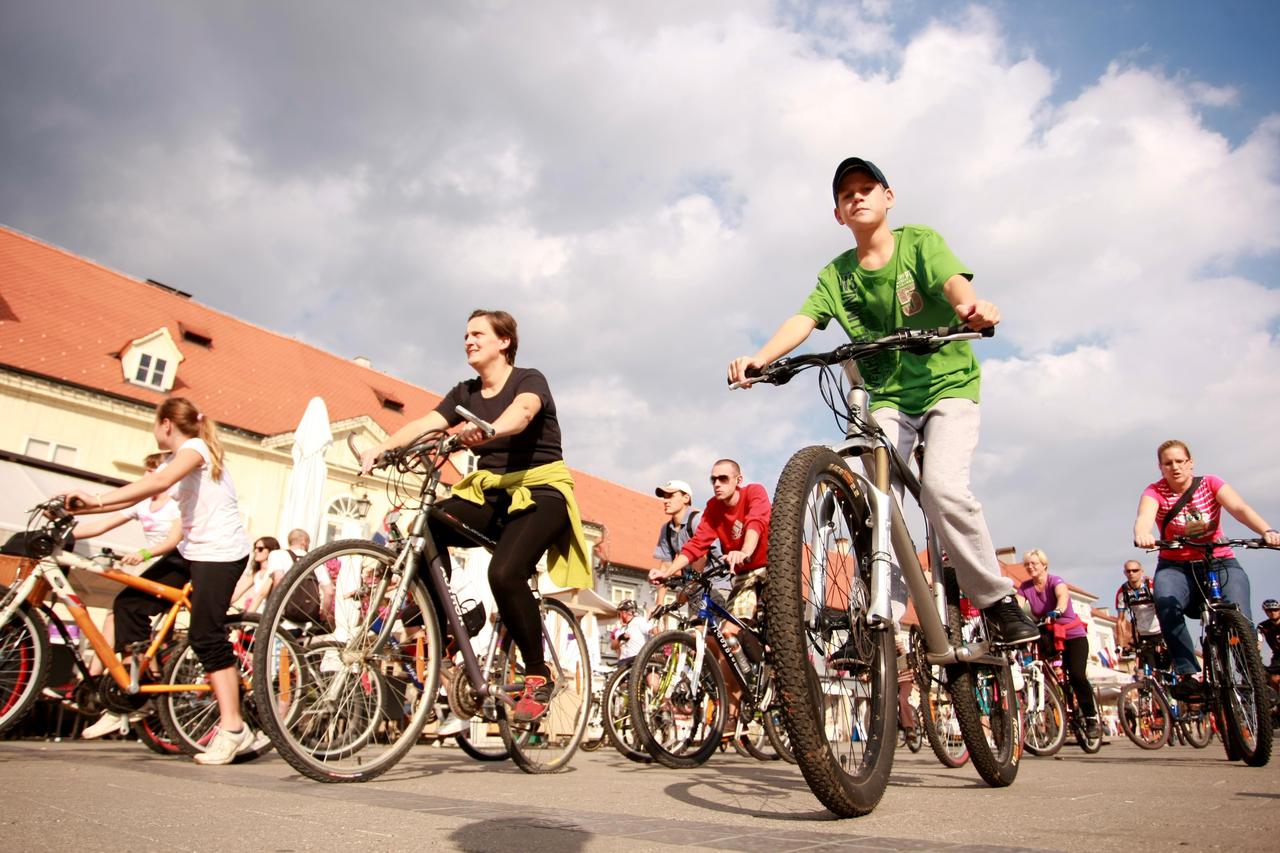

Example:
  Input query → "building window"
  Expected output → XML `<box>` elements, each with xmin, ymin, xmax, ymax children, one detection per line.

<box><xmin>133</xmin><ymin>353</ymin><xmax>168</xmax><ymax>389</ymax></box>
<box><xmin>321</xmin><ymin>495</ymin><xmax>367</xmax><ymax>544</ymax></box>
<box><xmin>24</xmin><ymin>438</ymin><xmax>78</xmax><ymax>467</ymax></box>
<box><xmin>610</xmin><ymin>583</ymin><xmax>637</xmax><ymax>605</ymax></box>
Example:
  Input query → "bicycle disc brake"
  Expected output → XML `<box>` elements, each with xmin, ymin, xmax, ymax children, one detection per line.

<box><xmin>840</xmin><ymin>576</ymin><xmax>877</xmax><ymax>669</ymax></box>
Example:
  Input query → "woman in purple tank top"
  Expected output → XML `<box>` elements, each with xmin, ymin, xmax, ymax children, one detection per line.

<box><xmin>1016</xmin><ymin>548</ymin><xmax>1099</xmax><ymax>738</ymax></box>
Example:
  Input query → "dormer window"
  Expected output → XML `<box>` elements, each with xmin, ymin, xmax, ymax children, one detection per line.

<box><xmin>134</xmin><ymin>353</ymin><xmax>168</xmax><ymax>388</ymax></box>
<box><xmin>121</xmin><ymin>327</ymin><xmax>185</xmax><ymax>392</ymax></box>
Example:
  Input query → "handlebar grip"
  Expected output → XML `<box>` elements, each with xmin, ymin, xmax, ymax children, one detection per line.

<box><xmin>67</xmin><ymin>496</ymin><xmax>88</xmax><ymax>511</ymax></box>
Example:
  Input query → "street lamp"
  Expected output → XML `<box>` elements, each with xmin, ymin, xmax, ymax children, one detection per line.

<box><xmin>353</xmin><ymin>491</ymin><xmax>373</xmax><ymax>519</ymax></box>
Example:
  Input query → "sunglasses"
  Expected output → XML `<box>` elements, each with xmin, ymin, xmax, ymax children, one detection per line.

<box><xmin>1124</xmin><ymin>569</ymin><xmax>1141</xmax><ymax>574</ymax></box>
<box><xmin>710</xmin><ymin>474</ymin><xmax>736</xmax><ymax>485</ymax></box>
<box><xmin>254</xmin><ymin>545</ymin><xmax>269</xmax><ymax>552</ymax></box>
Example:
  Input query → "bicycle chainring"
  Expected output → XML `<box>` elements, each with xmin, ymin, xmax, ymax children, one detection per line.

<box><xmin>446</xmin><ymin>664</ymin><xmax>483</xmax><ymax>720</ymax></box>
<box><xmin>97</xmin><ymin>675</ymin><xmax>148</xmax><ymax>714</ymax></box>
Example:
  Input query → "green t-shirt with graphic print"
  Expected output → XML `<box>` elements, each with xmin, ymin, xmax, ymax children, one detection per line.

<box><xmin>798</xmin><ymin>224</ymin><xmax>980</xmax><ymax>415</ymax></box>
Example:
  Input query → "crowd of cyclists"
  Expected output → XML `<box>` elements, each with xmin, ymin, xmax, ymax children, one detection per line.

<box><xmin>3</xmin><ymin>157</ymin><xmax>1275</xmax><ymax>820</ymax></box>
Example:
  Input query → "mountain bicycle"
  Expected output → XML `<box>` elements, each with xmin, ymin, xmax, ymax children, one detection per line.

<box><xmin>251</xmin><ymin>408</ymin><xmax>591</xmax><ymax>782</ymax></box>
<box><xmin>1025</xmin><ymin>618</ymin><xmax>1102</xmax><ymax>754</ymax></box>
<box><xmin>735</xmin><ymin>324</ymin><xmax>1021</xmax><ymax>817</ymax></box>
<box><xmin>1116</xmin><ymin>636</ymin><xmax>1212</xmax><ymax>750</ymax></box>
<box><xmin>0</xmin><ymin>501</ymin><xmax>268</xmax><ymax>761</ymax></box>
<box><xmin>907</xmin><ymin>625</ymin><xmax>970</xmax><ymax>768</ymax></box>
<box><xmin>1017</xmin><ymin>645</ymin><xmax>1066</xmax><ymax>757</ymax></box>
<box><xmin>628</xmin><ymin>560</ymin><xmax>791</xmax><ymax>768</ymax></box>
<box><xmin>1147</xmin><ymin>537</ymin><xmax>1274</xmax><ymax>766</ymax></box>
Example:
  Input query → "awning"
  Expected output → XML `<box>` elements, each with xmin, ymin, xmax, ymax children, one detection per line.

<box><xmin>1</xmin><ymin>456</ymin><xmax>150</xmax><ymax>608</ymax></box>
<box><xmin>544</xmin><ymin>585</ymin><xmax>618</xmax><ymax>617</ymax></box>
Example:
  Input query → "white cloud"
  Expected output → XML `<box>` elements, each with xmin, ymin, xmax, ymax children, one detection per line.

<box><xmin>2</xmin><ymin>2</ymin><xmax>1278</xmax><ymax>609</ymax></box>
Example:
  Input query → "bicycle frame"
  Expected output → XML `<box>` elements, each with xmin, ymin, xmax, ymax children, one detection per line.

<box><xmin>831</xmin><ymin>402</ymin><xmax>1006</xmax><ymax>671</ymax></box>
<box><xmin>0</xmin><ymin>549</ymin><xmax>209</xmax><ymax>695</ymax></box>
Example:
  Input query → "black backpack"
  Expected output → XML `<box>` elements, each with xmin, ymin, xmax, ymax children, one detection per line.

<box><xmin>281</xmin><ymin>551</ymin><xmax>328</xmax><ymax>626</ymax></box>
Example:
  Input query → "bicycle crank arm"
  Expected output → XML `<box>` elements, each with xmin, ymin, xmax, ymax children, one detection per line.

<box><xmin>925</xmin><ymin>641</ymin><xmax>1009</xmax><ymax>668</ymax></box>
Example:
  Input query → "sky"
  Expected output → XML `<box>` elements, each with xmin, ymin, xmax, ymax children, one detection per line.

<box><xmin>2</xmin><ymin>1</ymin><xmax>1279</xmax><ymax>615</ymax></box>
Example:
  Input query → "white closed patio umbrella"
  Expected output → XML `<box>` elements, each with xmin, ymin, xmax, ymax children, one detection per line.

<box><xmin>279</xmin><ymin>397</ymin><xmax>333</xmax><ymax>547</ymax></box>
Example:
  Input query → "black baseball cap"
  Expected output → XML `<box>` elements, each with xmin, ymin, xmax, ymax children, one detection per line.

<box><xmin>832</xmin><ymin>157</ymin><xmax>889</xmax><ymax>201</ymax></box>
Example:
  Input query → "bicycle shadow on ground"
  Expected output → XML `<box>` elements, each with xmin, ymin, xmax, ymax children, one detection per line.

<box><xmin>657</xmin><ymin>761</ymin><xmax>837</xmax><ymax>821</ymax></box>
<box><xmin>447</xmin><ymin>816</ymin><xmax>589</xmax><ymax>853</ymax></box>
<box><xmin>368</xmin><ymin>748</ymin><xmax>584</xmax><ymax>783</ymax></box>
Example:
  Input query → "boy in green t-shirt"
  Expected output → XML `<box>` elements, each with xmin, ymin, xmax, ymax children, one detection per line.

<box><xmin>728</xmin><ymin>157</ymin><xmax>1036</xmax><ymax>646</ymax></box>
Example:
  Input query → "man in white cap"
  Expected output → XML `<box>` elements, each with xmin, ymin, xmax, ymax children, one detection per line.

<box><xmin>653</xmin><ymin>479</ymin><xmax>705</xmax><ymax>573</ymax></box>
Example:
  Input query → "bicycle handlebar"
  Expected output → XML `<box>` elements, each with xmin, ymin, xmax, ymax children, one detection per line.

<box><xmin>729</xmin><ymin>324</ymin><xmax>995</xmax><ymax>390</ymax></box>
<box><xmin>1148</xmin><ymin>538</ymin><xmax>1278</xmax><ymax>551</ymax></box>
<box><xmin>348</xmin><ymin>405</ymin><xmax>498</xmax><ymax>473</ymax></box>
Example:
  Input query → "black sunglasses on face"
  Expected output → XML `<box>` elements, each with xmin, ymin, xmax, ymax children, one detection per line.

<box><xmin>710</xmin><ymin>474</ymin><xmax>735</xmax><ymax>484</ymax></box>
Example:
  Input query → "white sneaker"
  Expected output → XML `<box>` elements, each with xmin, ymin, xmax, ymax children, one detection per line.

<box><xmin>82</xmin><ymin>712</ymin><xmax>128</xmax><ymax>740</ymax></box>
<box><xmin>193</xmin><ymin>726</ymin><xmax>254</xmax><ymax>765</ymax></box>
<box><xmin>436</xmin><ymin>713</ymin><xmax>467</xmax><ymax>737</ymax></box>
<box><xmin>239</xmin><ymin>730</ymin><xmax>272</xmax><ymax>755</ymax></box>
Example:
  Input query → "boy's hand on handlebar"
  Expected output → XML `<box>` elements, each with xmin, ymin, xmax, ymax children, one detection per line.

<box><xmin>728</xmin><ymin>355</ymin><xmax>765</xmax><ymax>387</ymax></box>
<box><xmin>723</xmin><ymin>549</ymin><xmax>749</xmax><ymax>570</ymax></box>
<box><xmin>955</xmin><ymin>301</ymin><xmax>1001</xmax><ymax>330</ymax></box>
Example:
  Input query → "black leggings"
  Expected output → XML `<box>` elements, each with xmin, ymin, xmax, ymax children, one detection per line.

<box><xmin>1040</xmin><ymin>631</ymin><xmax>1097</xmax><ymax>718</ymax></box>
<box><xmin>428</xmin><ymin>488</ymin><xmax>569</xmax><ymax>678</ymax></box>
<box><xmin>114</xmin><ymin>552</ymin><xmax>246</xmax><ymax>673</ymax></box>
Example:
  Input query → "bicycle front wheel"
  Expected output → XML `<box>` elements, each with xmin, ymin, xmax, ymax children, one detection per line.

<box><xmin>769</xmin><ymin>446</ymin><xmax>896</xmax><ymax>817</ymax></box>
<box><xmin>630</xmin><ymin>629</ymin><xmax>726</xmax><ymax>768</ymax></box>
<box><xmin>1177</xmin><ymin>702</ymin><xmax>1213</xmax><ymax>749</ymax></box>
<box><xmin>1117</xmin><ymin>679</ymin><xmax>1169</xmax><ymax>750</ymax></box>
<box><xmin>0</xmin><ymin>591</ymin><xmax>50</xmax><ymax>736</ymax></box>
<box><xmin>1210</xmin><ymin>608</ymin><xmax>1272</xmax><ymax>766</ymax></box>
<box><xmin>1022</xmin><ymin>672</ymin><xmax>1066</xmax><ymax>757</ymax></box>
<box><xmin>944</xmin><ymin>568</ymin><xmax>1020</xmax><ymax>786</ymax></box>
<box><xmin>252</xmin><ymin>539</ymin><xmax>442</xmax><ymax>783</ymax></box>
<box><xmin>497</xmin><ymin>597</ymin><xmax>591</xmax><ymax>774</ymax></box>
<box><xmin>157</xmin><ymin>614</ymin><xmax>271</xmax><ymax>762</ymax></box>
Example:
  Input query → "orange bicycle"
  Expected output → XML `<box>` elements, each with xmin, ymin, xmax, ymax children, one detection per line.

<box><xmin>0</xmin><ymin>500</ymin><xmax>268</xmax><ymax>761</ymax></box>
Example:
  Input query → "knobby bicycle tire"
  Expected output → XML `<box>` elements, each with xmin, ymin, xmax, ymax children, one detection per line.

<box><xmin>1021</xmin><ymin>670</ymin><xmax>1065</xmax><ymax>757</ymax></box>
<box><xmin>768</xmin><ymin>446</ymin><xmax>896</xmax><ymax>817</ymax></box>
<box><xmin>496</xmin><ymin>596</ymin><xmax>591</xmax><ymax>774</ymax></box>
<box><xmin>1117</xmin><ymin>679</ymin><xmax>1170</xmax><ymax>750</ymax></box>
<box><xmin>157</xmin><ymin>613</ymin><xmax>272</xmax><ymax>763</ymax></box>
<box><xmin>251</xmin><ymin>539</ymin><xmax>442</xmax><ymax>783</ymax></box>
<box><xmin>629</xmin><ymin>629</ymin><xmax>726</xmax><ymax>769</ymax></box>
<box><xmin>1211</xmin><ymin>608</ymin><xmax>1272</xmax><ymax>767</ymax></box>
<box><xmin>943</xmin><ymin>566</ymin><xmax>1021</xmax><ymax>786</ymax></box>
<box><xmin>602</xmin><ymin>662</ymin><xmax>650</xmax><ymax>763</ymax></box>
<box><xmin>0</xmin><ymin>589</ymin><xmax>50</xmax><ymax>736</ymax></box>
<box><xmin>919</xmin><ymin>669</ymin><xmax>970</xmax><ymax>768</ymax></box>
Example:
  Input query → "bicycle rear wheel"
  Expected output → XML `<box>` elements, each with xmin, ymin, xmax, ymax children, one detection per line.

<box><xmin>601</xmin><ymin>661</ymin><xmax>650</xmax><ymax>762</ymax></box>
<box><xmin>944</xmin><ymin>567</ymin><xmax>1020</xmax><ymax>786</ymax></box>
<box><xmin>0</xmin><ymin>591</ymin><xmax>50</xmax><ymax>736</ymax></box>
<box><xmin>157</xmin><ymin>614</ymin><xmax>271</xmax><ymax>762</ymax></box>
<box><xmin>251</xmin><ymin>539</ymin><xmax>441</xmax><ymax>782</ymax></box>
<box><xmin>1022</xmin><ymin>672</ymin><xmax>1066</xmax><ymax>757</ymax></box>
<box><xmin>1177</xmin><ymin>703</ymin><xmax>1213</xmax><ymax>748</ymax></box>
<box><xmin>763</xmin><ymin>700</ymin><xmax>796</xmax><ymax>763</ymax></box>
<box><xmin>629</xmin><ymin>629</ymin><xmax>726</xmax><ymax>768</ymax></box>
<box><xmin>768</xmin><ymin>446</ymin><xmax>896</xmax><ymax>817</ymax></box>
<box><xmin>133</xmin><ymin>710</ymin><xmax>182</xmax><ymax>755</ymax></box>
<box><xmin>497</xmin><ymin>597</ymin><xmax>591</xmax><ymax>774</ymax></box>
<box><xmin>919</xmin><ymin>668</ymin><xmax>970</xmax><ymax>767</ymax></box>
<box><xmin>1117</xmin><ymin>679</ymin><xmax>1169</xmax><ymax>750</ymax></box>
<box><xmin>1210</xmin><ymin>608</ymin><xmax>1272</xmax><ymax>767</ymax></box>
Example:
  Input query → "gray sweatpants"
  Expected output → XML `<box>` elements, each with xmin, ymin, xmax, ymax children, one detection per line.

<box><xmin>871</xmin><ymin>397</ymin><xmax>1013</xmax><ymax>610</ymax></box>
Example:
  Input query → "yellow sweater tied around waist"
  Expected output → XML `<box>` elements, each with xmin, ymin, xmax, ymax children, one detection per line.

<box><xmin>449</xmin><ymin>459</ymin><xmax>593</xmax><ymax>590</ymax></box>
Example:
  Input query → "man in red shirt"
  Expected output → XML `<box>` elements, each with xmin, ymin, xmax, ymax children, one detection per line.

<box><xmin>650</xmin><ymin>458</ymin><xmax>770</xmax><ymax>721</ymax></box>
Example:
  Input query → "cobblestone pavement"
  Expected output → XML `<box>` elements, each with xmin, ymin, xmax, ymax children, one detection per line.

<box><xmin>1</xmin><ymin>735</ymin><xmax>1277</xmax><ymax>852</ymax></box>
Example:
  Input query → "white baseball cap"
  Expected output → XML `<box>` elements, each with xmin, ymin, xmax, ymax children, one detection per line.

<box><xmin>655</xmin><ymin>480</ymin><xmax>693</xmax><ymax>499</ymax></box>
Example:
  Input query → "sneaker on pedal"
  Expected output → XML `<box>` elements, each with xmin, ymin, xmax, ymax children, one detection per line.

<box><xmin>193</xmin><ymin>725</ymin><xmax>254</xmax><ymax>765</ymax></box>
<box><xmin>981</xmin><ymin>595</ymin><xmax>1038</xmax><ymax>646</ymax></box>
<box><xmin>1084</xmin><ymin>717</ymin><xmax>1102</xmax><ymax>740</ymax></box>
<box><xmin>82</xmin><ymin>711</ymin><xmax>129</xmax><ymax>740</ymax></box>
<box><xmin>1170</xmin><ymin>676</ymin><xmax>1204</xmax><ymax>703</ymax></box>
<box><xmin>512</xmin><ymin>675</ymin><xmax>552</xmax><ymax>722</ymax></box>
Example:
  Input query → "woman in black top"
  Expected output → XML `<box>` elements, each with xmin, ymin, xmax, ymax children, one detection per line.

<box><xmin>361</xmin><ymin>309</ymin><xmax>574</xmax><ymax>721</ymax></box>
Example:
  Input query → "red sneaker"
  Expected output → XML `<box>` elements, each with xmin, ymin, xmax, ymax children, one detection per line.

<box><xmin>512</xmin><ymin>675</ymin><xmax>552</xmax><ymax>722</ymax></box>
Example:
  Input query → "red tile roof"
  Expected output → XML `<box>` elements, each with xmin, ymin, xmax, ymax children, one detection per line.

<box><xmin>0</xmin><ymin>224</ymin><xmax>666</xmax><ymax>571</ymax></box>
